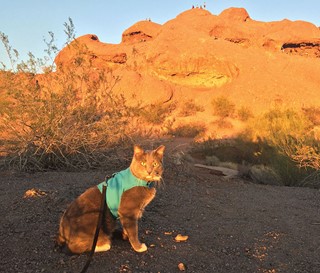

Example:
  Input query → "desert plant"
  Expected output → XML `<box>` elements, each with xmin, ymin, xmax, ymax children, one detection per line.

<box><xmin>170</xmin><ymin>122</ymin><xmax>206</xmax><ymax>138</ymax></box>
<box><xmin>191</xmin><ymin>105</ymin><xmax>320</xmax><ymax>188</ymax></box>
<box><xmin>302</xmin><ymin>106</ymin><xmax>320</xmax><ymax>126</ymax></box>
<box><xmin>211</xmin><ymin>96</ymin><xmax>235</xmax><ymax>118</ymax></box>
<box><xmin>244</xmin><ymin>107</ymin><xmax>312</xmax><ymax>146</ymax></box>
<box><xmin>213</xmin><ymin>118</ymin><xmax>233</xmax><ymax>129</ymax></box>
<box><xmin>237</xmin><ymin>106</ymin><xmax>254</xmax><ymax>121</ymax></box>
<box><xmin>241</xmin><ymin>107</ymin><xmax>319</xmax><ymax>187</ymax></box>
<box><xmin>179</xmin><ymin>99</ymin><xmax>204</xmax><ymax>117</ymax></box>
<box><xmin>139</xmin><ymin>100</ymin><xmax>176</xmax><ymax>125</ymax></box>
<box><xmin>0</xmin><ymin>20</ymin><xmax>143</xmax><ymax>171</ymax></box>
<box><xmin>0</xmin><ymin>62</ymin><xmax>139</xmax><ymax>170</ymax></box>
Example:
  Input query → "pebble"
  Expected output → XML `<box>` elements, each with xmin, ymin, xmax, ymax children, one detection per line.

<box><xmin>178</xmin><ymin>262</ymin><xmax>186</xmax><ymax>271</ymax></box>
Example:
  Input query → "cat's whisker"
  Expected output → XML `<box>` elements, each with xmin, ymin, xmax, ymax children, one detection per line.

<box><xmin>158</xmin><ymin>177</ymin><xmax>166</xmax><ymax>189</ymax></box>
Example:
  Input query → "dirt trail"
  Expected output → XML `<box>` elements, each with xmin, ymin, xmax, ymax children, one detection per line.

<box><xmin>0</xmin><ymin>140</ymin><xmax>319</xmax><ymax>273</ymax></box>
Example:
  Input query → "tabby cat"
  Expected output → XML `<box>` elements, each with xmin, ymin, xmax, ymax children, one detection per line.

<box><xmin>57</xmin><ymin>145</ymin><xmax>165</xmax><ymax>254</ymax></box>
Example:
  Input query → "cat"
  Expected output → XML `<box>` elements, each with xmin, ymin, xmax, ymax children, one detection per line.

<box><xmin>57</xmin><ymin>145</ymin><xmax>165</xmax><ymax>254</ymax></box>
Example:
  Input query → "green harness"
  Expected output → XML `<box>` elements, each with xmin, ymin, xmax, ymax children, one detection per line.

<box><xmin>97</xmin><ymin>168</ymin><xmax>154</xmax><ymax>218</ymax></box>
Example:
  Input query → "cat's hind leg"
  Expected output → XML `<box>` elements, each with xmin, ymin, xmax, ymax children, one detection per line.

<box><xmin>94</xmin><ymin>231</ymin><xmax>111</xmax><ymax>252</ymax></box>
<box><xmin>95</xmin><ymin>244</ymin><xmax>111</xmax><ymax>252</ymax></box>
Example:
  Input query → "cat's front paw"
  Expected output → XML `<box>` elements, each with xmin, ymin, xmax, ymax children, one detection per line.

<box><xmin>133</xmin><ymin>243</ymin><xmax>147</xmax><ymax>253</ymax></box>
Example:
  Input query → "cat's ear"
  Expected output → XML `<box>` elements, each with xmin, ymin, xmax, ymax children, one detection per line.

<box><xmin>155</xmin><ymin>145</ymin><xmax>165</xmax><ymax>157</ymax></box>
<box><xmin>133</xmin><ymin>145</ymin><xmax>144</xmax><ymax>156</ymax></box>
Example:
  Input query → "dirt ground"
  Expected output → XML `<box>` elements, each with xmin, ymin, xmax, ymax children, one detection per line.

<box><xmin>0</xmin><ymin>139</ymin><xmax>320</xmax><ymax>273</ymax></box>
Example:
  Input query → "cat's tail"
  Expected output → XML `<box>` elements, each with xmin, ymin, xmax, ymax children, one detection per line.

<box><xmin>55</xmin><ymin>233</ymin><xmax>72</xmax><ymax>255</ymax></box>
<box><xmin>56</xmin><ymin>233</ymin><xmax>66</xmax><ymax>246</ymax></box>
<box><xmin>55</xmin><ymin>218</ymin><xmax>68</xmax><ymax>252</ymax></box>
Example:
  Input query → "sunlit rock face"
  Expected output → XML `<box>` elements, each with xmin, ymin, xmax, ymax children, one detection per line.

<box><xmin>54</xmin><ymin>7</ymin><xmax>320</xmax><ymax>111</ymax></box>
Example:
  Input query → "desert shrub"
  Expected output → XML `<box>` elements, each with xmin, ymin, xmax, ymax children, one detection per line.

<box><xmin>192</xmin><ymin>137</ymin><xmax>314</xmax><ymax>187</ymax></box>
<box><xmin>0</xmin><ymin>64</ymin><xmax>140</xmax><ymax>170</ymax></box>
<box><xmin>170</xmin><ymin>122</ymin><xmax>206</xmax><ymax>138</ymax></box>
<box><xmin>179</xmin><ymin>99</ymin><xmax>204</xmax><ymax>117</ymax></box>
<box><xmin>249</xmin><ymin>165</ymin><xmax>283</xmax><ymax>186</ymax></box>
<box><xmin>191</xmin><ymin>107</ymin><xmax>320</xmax><ymax>188</ymax></box>
<box><xmin>211</xmin><ymin>96</ymin><xmax>235</xmax><ymax>118</ymax></box>
<box><xmin>139</xmin><ymin>101</ymin><xmax>176</xmax><ymax>125</ymax></box>
<box><xmin>240</xmin><ymin>107</ymin><xmax>318</xmax><ymax>187</ymax></box>
<box><xmin>243</xmin><ymin>107</ymin><xmax>312</xmax><ymax>150</ymax></box>
<box><xmin>191</xmin><ymin>138</ymin><xmax>271</xmax><ymax>165</ymax></box>
<box><xmin>0</xmin><ymin>22</ymin><xmax>144</xmax><ymax>171</ymax></box>
<box><xmin>247</xmin><ymin>109</ymin><xmax>320</xmax><ymax>170</ymax></box>
<box><xmin>213</xmin><ymin>118</ymin><xmax>233</xmax><ymax>129</ymax></box>
<box><xmin>0</xmin><ymin>21</ymin><xmax>182</xmax><ymax>171</ymax></box>
<box><xmin>283</xmin><ymin>139</ymin><xmax>320</xmax><ymax>171</ymax></box>
<box><xmin>302</xmin><ymin>106</ymin><xmax>320</xmax><ymax>125</ymax></box>
<box><xmin>237</xmin><ymin>106</ymin><xmax>254</xmax><ymax>121</ymax></box>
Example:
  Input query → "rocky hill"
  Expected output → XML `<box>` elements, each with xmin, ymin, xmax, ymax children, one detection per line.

<box><xmin>55</xmin><ymin>7</ymin><xmax>320</xmax><ymax>116</ymax></box>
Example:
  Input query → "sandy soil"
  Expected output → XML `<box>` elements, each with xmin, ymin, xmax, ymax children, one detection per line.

<box><xmin>0</xmin><ymin>140</ymin><xmax>320</xmax><ymax>273</ymax></box>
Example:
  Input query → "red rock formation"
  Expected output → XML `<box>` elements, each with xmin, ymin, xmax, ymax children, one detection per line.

<box><xmin>122</xmin><ymin>20</ymin><xmax>162</xmax><ymax>43</ymax></box>
<box><xmin>54</xmin><ymin>7</ymin><xmax>320</xmax><ymax>114</ymax></box>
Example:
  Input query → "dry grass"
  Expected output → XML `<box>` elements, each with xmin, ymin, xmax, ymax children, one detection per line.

<box><xmin>192</xmin><ymin>107</ymin><xmax>320</xmax><ymax>188</ymax></box>
<box><xmin>211</xmin><ymin>96</ymin><xmax>235</xmax><ymax>118</ymax></box>
<box><xmin>0</xmin><ymin>31</ymin><xmax>168</xmax><ymax>171</ymax></box>
<box><xmin>169</xmin><ymin>122</ymin><xmax>207</xmax><ymax>138</ymax></box>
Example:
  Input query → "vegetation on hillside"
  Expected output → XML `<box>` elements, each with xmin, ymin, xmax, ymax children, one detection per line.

<box><xmin>0</xmin><ymin>20</ymin><xmax>319</xmax><ymax>188</ymax></box>
<box><xmin>0</xmin><ymin>20</ymin><xmax>171</xmax><ymax>170</ymax></box>
<box><xmin>193</xmin><ymin>106</ymin><xmax>320</xmax><ymax>188</ymax></box>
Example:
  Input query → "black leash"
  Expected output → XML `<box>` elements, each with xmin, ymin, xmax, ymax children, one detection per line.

<box><xmin>80</xmin><ymin>181</ymin><xmax>107</xmax><ymax>273</ymax></box>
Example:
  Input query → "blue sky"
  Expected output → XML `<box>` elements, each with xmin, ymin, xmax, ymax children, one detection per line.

<box><xmin>1</xmin><ymin>0</ymin><xmax>319</xmax><ymax>68</ymax></box>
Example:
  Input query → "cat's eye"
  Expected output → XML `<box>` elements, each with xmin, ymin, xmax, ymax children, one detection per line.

<box><xmin>141</xmin><ymin>161</ymin><xmax>146</xmax><ymax>166</ymax></box>
<box><xmin>153</xmin><ymin>162</ymin><xmax>158</xmax><ymax>167</ymax></box>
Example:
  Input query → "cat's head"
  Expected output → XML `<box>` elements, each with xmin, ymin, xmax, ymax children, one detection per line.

<box><xmin>130</xmin><ymin>145</ymin><xmax>165</xmax><ymax>182</ymax></box>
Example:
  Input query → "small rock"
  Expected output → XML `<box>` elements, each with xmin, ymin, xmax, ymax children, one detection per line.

<box><xmin>178</xmin><ymin>262</ymin><xmax>186</xmax><ymax>271</ymax></box>
<box><xmin>175</xmin><ymin>234</ymin><xmax>189</xmax><ymax>242</ymax></box>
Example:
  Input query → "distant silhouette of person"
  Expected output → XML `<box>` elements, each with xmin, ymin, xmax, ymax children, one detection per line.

<box><xmin>35</xmin><ymin>80</ymin><xmax>40</xmax><ymax>91</ymax></box>
<box><xmin>204</xmin><ymin>2</ymin><xmax>206</xmax><ymax>9</ymax></box>
<box><xmin>192</xmin><ymin>5</ymin><xmax>194</xmax><ymax>9</ymax></box>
